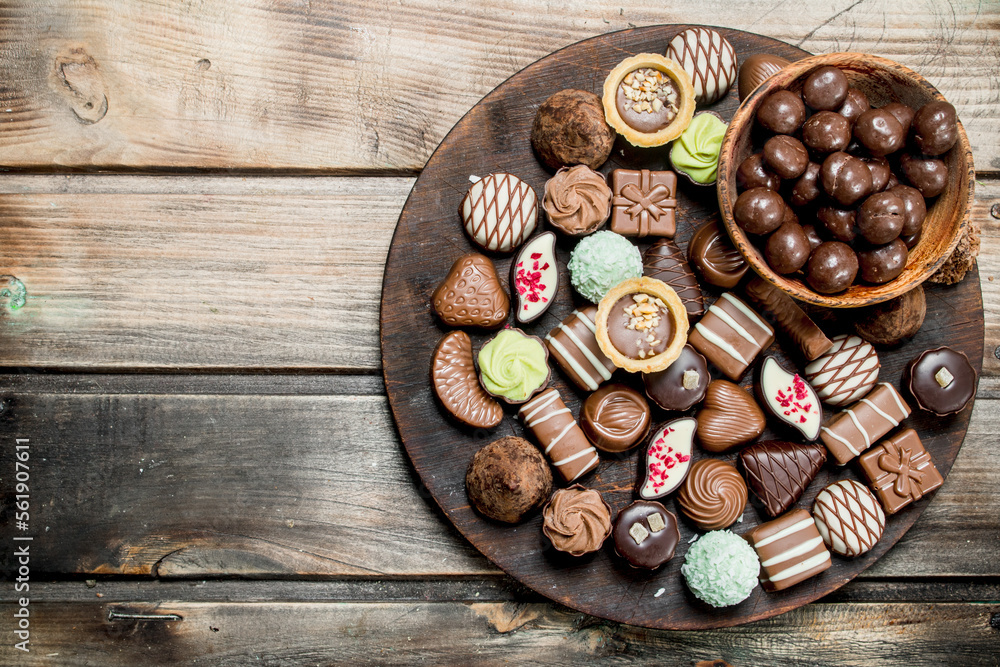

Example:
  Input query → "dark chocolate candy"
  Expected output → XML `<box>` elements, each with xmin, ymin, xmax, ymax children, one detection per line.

<box><xmin>643</xmin><ymin>344</ymin><xmax>709</xmax><ymax>411</ymax></box>
<box><xmin>790</xmin><ymin>162</ymin><xmax>823</xmax><ymax>207</ymax></box>
<box><xmin>857</xmin><ymin>192</ymin><xmax>905</xmax><ymax>245</ymax></box>
<box><xmin>580</xmin><ymin>383</ymin><xmax>651</xmax><ymax>453</ymax></box>
<box><xmin>757</xmin><ymin>89</ymin><xmax>806</xmax><ymax>134</ymax></box>
<box><xmin>746</xmin><ymin>509</ymin><xmax>831</xmax><ymax>591</ymax></box>
<box><xmin>612</xmin><ymin>500</ymin><xmax>680</xmax><ymax>569</ymax></box>
<box><xmin>858</xmin><ymin>428</ymin><xmax>943</xmax><ymax>514</ymax></box>
<box><xmin>900</xmin><ymin>153</ymin><xmax>947</xmax><ymax>197</ymax></box>
<box><xmin>802</xmin><ymin>65</ymin><xmax>848</xmax><ymax>111</ymax></box>
<box><xmin>687</xmin><ymin>220</ymin><xmax>748</xmax><ymax>288</ymax></box>
<box><xmin>816</xmin><ymin>206</ymin><xmax>857</xmax><ymax>243</ymax></box>
<box><xmin>756</xmin><ymin>356</ymin><xmax>822</xmax><ymax>441</ymax></box>
<box><xmin>690</xmin><ymin>293</ymin><xmax>775</xmax><ymax>382</ymax></box>
<box><xmin>837</xmin><ymin>88</ymin><xmax>870</xmax><ymax>125</ymax></box>
<box><xmin>743</xmin><ymin>277</ymin><xmax>833</xmax><ymax>361</ymax></box>
<box><xmin>733</xmin><ymin>187</ymin><xmax>785</xmax><ymax>235</ymax></box>
<box><xmin>763</xmin><ymin>135</ymin><xmax>809</xmax><ymax>179</ymax></box>
<box><xmin>863</xmin><ymin>156</ymin><xmax>892</xmax><ymax>192</ymax></box>
<box><xmin>806</xmin><ymin>241</ymin><xmax>858</xmax><ymax>294</ymax></box>
<box><xmin>676</xmin><ymin>458</ymin><xmax>748</xmax><ymax>530</ymax></box>
<box><xmin>857</xmin><ymin>238</ymin><xmax>907</xmax><ymax>284</ymax></box>
<box><xmin>911</xmin><ymin>101</ymin><xmax>958</xmax><ymax>156</ymax></box>
<box><xmin>737</xmin><ymin>153</ymin><xmax>781</xmax><ymax>192</ymax></box>
<box><xmin>643</xmin><ymin>238</ymin><xmax>704</xmax><ymax>318</ymax></box>
<box><xmin>802</xmin><ymin>110</ymin><xmax>851</xmax><ymax>154</ymax></box>
<box><xmin>905</xmin><ymin>346</ymin><xmax>977</xmax><ymax>416</ymax></box>
<box><xmin>853</xmin><ymin>108</ymin><xmax>905</xmax><ymax>157</ymax></box>
<box><xmin>889</xmin><ymin>184</ymin><xmax>927</xmax><ymax>237</ymax></box>
<box><xmin>765</xmin><ymin>220</ymin><xmax>811</xmax><ymax>274</ymax></box>
<box><xmin>802</xmin><ymin>223</ymin><xmax>824</xmax><ymax>253</ymax></box>
<box><xmin>432</xmin><ymin>253</ymin><xmax>510</xmax><ymax>328</ymax></box>
<box><xmin>510</xmin><ymin>231</ymin><xmax>559</xmax><ymax>324</ymax></box>
<box><xmin>431</xmin><ymin>331</ymin><xmax>503</xmax><ymax>429</ymax></box>
<box><xmin>738</xmin><ymin>53</ymin><xmax>790</xmax><ymax>101</ymax></box>
<box><xmin>821</xmin><ymin>152</ymin><xmax>872</xmax><ymax>206</ymax></box>
<box><xmin>739</xmin><ymin>440</ymin><xmax>826</xmax><ymax>517</ymax></box>
<box><xmin>610</xmin><ymin>168</ymin><xmax>678</xmax><ymax>237</ymax></box>
<box><xmin>636</xmin><ymin>418</ymin><xmax>695</xmax><ymax>500</ymax></box>
<box><xmin>695</xmin><ymin>379</ymin><xmax>766</xmax><ymax>453</ymax></box>
<box><xmin>882</xmin><ymin>102</ymin><xmax>915</xmax><ymax>136</ymax></box>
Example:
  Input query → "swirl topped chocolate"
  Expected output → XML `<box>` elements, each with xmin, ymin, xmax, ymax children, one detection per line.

<box><xmin>676</xmin><ymin>458</ymin><xmax>747</xmax><ymax>530</ymax></box>
<box><xmin>542</xmin><ymin>485</ymin><xmax>613</xmax><ymax>556</ymax></box>
<box><xmin>580</xmin><ymin>384</ymin><xmax>651</xmax><ymax>453</ymax></box>
<box><xmin>542</xmin><ymin>165</ymin><xmax>612</xmax><ymax>236</ymax></box>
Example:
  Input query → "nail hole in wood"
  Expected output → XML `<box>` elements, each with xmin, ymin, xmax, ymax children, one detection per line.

<box><xmin>991</xmin><ymin>203</ymin><xmax>1000</xmax><ymax>220</ymax></box>
<box><xmin>990</xmin><ymin>611</ymin><xmax>1000</xmax><ymax>630</ymax></box>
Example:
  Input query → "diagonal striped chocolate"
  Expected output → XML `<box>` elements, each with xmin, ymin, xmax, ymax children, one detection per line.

<box><xmin>744</xmin><ymin>508</ymin><xmax>831</xmax><ymax>591</ymax></box>
<box><xmin>812</xmin><ymin>479</ymin><xmax>885</xmax><ymax>557</ymax></box>
<box><xmin>460</xmin><ymin>173</ymin><xmax>538</xmax><ymax>253</ymax></box>
<box><xmin>805</xmin><ymin>334</ymin><xmax>880</xmax><ymax>407</ymax></box>
<box><xmin>642</xmin><ymin>238</ymin><xmax>704</xmax><ymax>318</ymax></box>
<box><xmin>519</xmin><ymin>388</ymin><xmax>599</xmax><ymax>483</ymax></box>
<box><xmin>689</xmin><ymin>292</ymin><xmax>774</xmax><ymax>380</ymax></box>
<box><xmin>545</xmin><ymin>306</ymin><xmax>616</xmax><ymax>392</ymax></box>
<box><xmin>819</xmin><ymin>382</ymin><xmax>911</xmax><ymax>465</ymax></box>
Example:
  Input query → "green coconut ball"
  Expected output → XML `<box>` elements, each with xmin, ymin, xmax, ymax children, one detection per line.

<box><xmin>681</xmin><ymin>530</ymin><xmax>760</xmax><ymax>607</ymax></box>
<box><xmin>567</xmin><ymin>230</ymin><xmax>643</xmax><ymax>303</ymax></box>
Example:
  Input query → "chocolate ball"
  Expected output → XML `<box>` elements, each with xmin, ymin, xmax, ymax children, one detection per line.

<box><xmin>531</xmin><ymin>89</ymin><xmax>616</xmax><ymax>170</ymax></box>
<box><xmin>801</xmin><ymin>111</ymin><xmax>851</xmax><ymax>153</ymax></box>
<box><xmin>763</xmin><ymin>135</ymin><xmax>809</xmax><ymax>179</ymax></box>
<box><xmin>885</xmin><ymin>172</ymin><xmax>900</xmax><ymax>190</ymax></box>
<box><xmin>857</xmin><ymin>238</ymin><xmax>908</xmax><ymax>284</ymax></box>
<box><xmin>817</xmin><ymin>205</ymin><xmax>857</xmax><ymax>243</ymax></box>
<box><xmin>853</xmin><ymin>109</ymin><xmax>905</xmax><ymax>157</ymax></box>
<box><xmin>882</xmin><ymin>102</ymin><xmax>915</xmax><ymax>136</ymax></box>
<box><xmin>765</xmin><ymin>220</ymin><xmax>811</xmax><ymax>274</ymax></box>
<box><xmin>802</xmin><ymin>223</ymin><xmax>824</xmax><ymax>252</ymax></box>
<box><xmin>466</xmin><ymin>436</ymin><xmax>553</xmax><ymax>524</ymax></box>
<box><xmin>790</xmin><ymin>162</ymin><xmax>823</xmax><ymax>207</ymax></box>
<box><xmin>733</xmin><ymin>187</ymin><xmax>786</xmax><ymax>235</ymax></box>
<box><xmin>821</xmin><ymin>151</ymin><xmax>873</xmax><ymax>206</ymax></box>
<box><xmin>757</xmin><ymin>90</ymin><xmax>806</xmax><ymax>134</ymax></box>
<box><xmin>889</xmin><ymin>184</ymin><xmax>927</xmax><ymax>236</ymax></box>
<box><xmin>857</xmin><ymin>192</ymin><xmax>905</xmax><ymax>244</ymax></box>
<box><xmin>901</xmin><ymin>231</ymin><xmax>922</xmax><ymax>249</ymax></box>
<box><xmin>863</xmin><ymin>157</ymin><xmax>891</xmax><ymax>192</ymax></box>
<box><xmin>802</xmin><ymin>66</ymin><xmax>849</xmax><ymax>110</ymax></box>
<box><xmin>900</xmin><ymin>153</ymin><xmax>947</xmax><ymax>197</ymax></box>
<box><xmin>837</xmin><ymin>88</ymin><xmax>870</xmax><ymax>125</ymax></box>
<box><xmin>737</xmin><ymin>153</ymin><xmax>781</xmax><ymax>191</ymax></box>
<box><xmin>854</xmin><ymin>285</ymin><xmax>925</xmax><ymax>345</ymax></box>
<box><xmin>807</xmin><ymin>241</ymin><xmax>858</xmax><ymax>293</ymax></box>
<box><xmin>911</xmin><ymin>101</ymin><xmax>958</xmax><ymax>156</ymax></box>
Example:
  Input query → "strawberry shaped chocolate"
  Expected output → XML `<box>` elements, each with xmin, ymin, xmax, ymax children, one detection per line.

<box><xmin>636</xmin><ymin>417</ymin><xmax>695</xmax><ymax>500</ymax></box>
<box><xmin>756</xmin><ymin>356</ymin><xmax>822</xmax><ymax>441</ymax></box>
<box><xmin>510</xmin><ymin>231</ymin><xmax>559</xmax><ymax>324</ymax></box>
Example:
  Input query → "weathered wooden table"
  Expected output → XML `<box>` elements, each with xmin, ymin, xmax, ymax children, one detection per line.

<box><xmin>0</xmin><ymin>2</ymin><xmax>997</xmax><ymax>664</ymax></box>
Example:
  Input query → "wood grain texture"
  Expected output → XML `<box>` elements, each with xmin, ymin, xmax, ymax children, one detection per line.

<box><xmin>3</xmin><ymin>601</ymin><xmax>998</xmax><ymax>666</ymax></box>
<box><xmin>0</xmin><ymin>1</ymin><xmax>997</xmax><ymax>171</ymax></box>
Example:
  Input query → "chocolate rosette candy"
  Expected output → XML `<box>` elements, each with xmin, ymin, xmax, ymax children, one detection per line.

<box><xmin>676</xmin><ymin>458</ymin><xmax>748</xmax><ymax>530</ymax></box>
<box><xmin>542</xmin><ymin>485</ymin><xmax>613</xmax><ymax>556</ymax></box>
<box><xmin>542</xmin><ymin>165</ymin><xmax>613</xmax><ymax>236</ymax></box>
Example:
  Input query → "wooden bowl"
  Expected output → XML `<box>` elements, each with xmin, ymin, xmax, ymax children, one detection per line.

<box><xmin>716</xmin><ymin>53</ymin><xmax>974</xmax><ymax>308</ymax></box>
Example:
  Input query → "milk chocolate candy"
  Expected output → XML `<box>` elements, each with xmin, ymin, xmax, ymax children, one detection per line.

<box><xmin>821</xmin><ymin>152</ymin><xmax>872</xmax><ymax>207</ymax></box>
<box><xmin>739</xmin><ymin>440</ymin><xmax>827</xmax><ymax>517</ymax></box>
<box><xmin>519</xmin><ymin>388</ymin><xmax>600</xmax><ymax>484</ymax></box>
<box><xmin>696</xmin><ymin>380</ymin><xmax>766</xmax><ymax>453</ymax></box>
<box><xmin>643</xmin><ymin>344</ymin><xmax>709</xmax><ymax>411</ymax></box>
<box><xmin>431</xmin><ymin>331</ymin><xmax>503</xmax><ymax>429</ymax></box>
<box><xmin>510</xmin><ymin>231</ymin><xmax>559</xmax><ymax>324</ymax></box>
<box><xmin>690</xmin><ymin>292</ymin><xmax>775</xmax><ymax>381</ymax></box>
<box><xmin>688</xmin><ymin>221</ymin><xmax>749</xmax><ymax>288</ymax></box>
<box><xmin>610</xmin><ymin>169</ymin><xmax>678</xmax><ymax>238</ymax></box>
<box><xmin>545</xmin><ymin>306</ymin><xmax>616</xmax><ymax>392</ymax></box>
<box><xmin>744</xmin><ymin>277</ymin><xmax>833</xmax><ymax>361</ymax></box>
<box><xmin>733</xmin><ymin>187</ymin><xmax>785</xmax><ymax>235</ymax></box>
<box><xmin>542</xmin><ymin>165</ymin><xmax>613</xmax><ymax>236</ymax></box>
<box><xmin>580</xmin><ymin>383</ymin><xmax>651</xmax><ymax>454</ymax></box>
<box><xmin>636</xmin><ymin>417</ymin><xmax>695</xmax><ymax>500</ymax></box>
<box><xmin>677</xmin><ymin>458</ymin><xmax>748</xmax><ymax>530</ymax></box>
<box><xmin>806</xmin><ymin>241</ymin><xmax>859</xmax><ymax>294</ymax></box>
<box><xmin>802</xmin><ymin>66</ymin><xmax>848</xmax><ymax>111</ymax></box>
<box><xmin>738</xmin><ymin>54</ymin><xmax>790</xmax><ymax>101</ymax></box>
<box><xmin>612</xmin><ymin>500</ymin><xmax>680</xmax><ymax>569</ymax></box>
<box><xmin>666</xmin><ymin>27</ymin><xmax>737</xmax><ymax>105</ymax></box>
<box><xmin>819</xmin><ymin>382</ymin><xmax>911</xmax><ymax>465</ymax></box>
<box><xmin>756</xmin><ymin>356</ymin><xmax>822</xmax><ymax>441</ymax></box>
<box><xmin>837</xmin><ymin>88</ymin><xmax>870</xmax><ymax>126</ymax></box>
<box><xmin>745</xmin><ymin>509</ymin><xmax>832</xmax><ymax>591</ymax></box>
<box><xmin>805</xmin><ymin>334</ymin><xmax>880</xmax><ymax>407</ymax></box>
<box><xmin>757</xmin><ymin>90</ymin><xmax>806</xmax><ymax>134</ymax></box>
<box><xmin>542</xmin><ymin>485</ymin><xmax>613</xmax><ymax>556</ymax></box>
<box><xmin>737</xmin><ymin>153</ymin><xmax>781</xmax><ymax>192</ymax></box>
<box><xmin>858</xmin><ymin>428</ymin><xmax>943</xmax><ymax>514</ymax></box>
<box><xmin>432</xmin><ymin>253</ymin><xmax>509</xmax><ymax>328</ymax></box>
<box><xmin>911</xmin><ymin>101</ymin><xmax>958</xmax><ymax>156</ymax></box>
<box><xmin>905</xmin><ymin>346</ymin><xmax>976</xmax><ymax>416</ymax></box>
<box><xmin>812</xmin><ymin>479</ymin><xmax>885</xmax><ymax>556</ymax></box>
<box><xmin>765</xmin><ymin>220</ymin><xmax>810</xmax><ymax>274</ymax></box>
<box><xmin>899</xmin><ymin>153</ymin><xmax>947</xmax><ymax>198</ymax></box>
<box><xmin>460</xmin><ymin>173</ymin><xmax>538</xmax><ymax>253</ymax></box>
<box><xmin>763</xmin><ymin>135</ymin><xmax>809</xmax><ymax>180</ymax></box>
<box><xmin>853</xmin><ymin>108</ymin><xmax>905</xmax><ymax>157</ymax></box>
<box><xmin>643</xmin><ymin>238</ymin><xmax>704</xmax><ymax>319</ymax></box>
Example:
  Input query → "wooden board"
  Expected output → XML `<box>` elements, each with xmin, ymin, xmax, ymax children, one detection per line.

<box><xmin>380</xmin><ymin>26</ymin><xmax>985</xmax><ymax>629</ymax></box>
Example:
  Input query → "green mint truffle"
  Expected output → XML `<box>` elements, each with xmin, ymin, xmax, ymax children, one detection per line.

<box><xmin>567</xmin><ymin>230</ymin><xmax>642</xmax><ymax>303</ymax></box>
<box><xmin>681</xmin><ymin>530</ymin><xmax>760</xmax><ymax>607</ymax></box>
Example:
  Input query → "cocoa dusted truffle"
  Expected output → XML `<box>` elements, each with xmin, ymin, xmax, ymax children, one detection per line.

<box><xmin>854</xmin><ymin>283</ymin><xmax>926</xmax><ymax>345</ymax></box>
<box><xmin>531</xmin><ymin>89</ymin><xmax>616</xmax><ymax>171</ymax></box>
<box><xmin>466</xmin><ymin>436</ymin><xmax>553</xmax><ymax>524</ymax></box>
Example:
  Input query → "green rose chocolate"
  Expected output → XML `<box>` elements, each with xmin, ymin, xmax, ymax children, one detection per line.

<box><xmin>669</xmin><ymin>112</ymin><xmax>727</xmax><ymax>184</ymax></box>
<box><xmin>478</xmin><ymin>328</ymin><xmax>550</xmax><ymax>403</ymax></box>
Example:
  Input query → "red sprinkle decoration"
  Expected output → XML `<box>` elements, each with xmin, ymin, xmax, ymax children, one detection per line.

<box><xmin>515</xmin><ymin>257</ymin><xmax>550</xmax><ymax>309</ymax></box>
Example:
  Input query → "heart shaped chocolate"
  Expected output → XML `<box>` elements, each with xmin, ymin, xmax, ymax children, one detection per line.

<box><xmin>739</xmin><ymin>440</ymin><xmax>827</xmax><ymax>517</ymax></box>
<box><xmin>431</xmin><ymin>331</ymin><xmax>503</xmax><ymax>429</ymax></box>
<box><xmin>695</xmin><ymin>379</ymin><xmax>765</xmax><ymax>453</ymax></box>
<box><xmin>432</xmin><ymin>253</ymin><xmax>509</xmax><ymax>328</ymax></box>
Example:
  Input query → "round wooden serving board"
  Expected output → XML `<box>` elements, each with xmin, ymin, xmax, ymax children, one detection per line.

<box><xmin>380</xmin><ymin>26</ymin><xmax>984</xmax><ymax>630</ymax></box>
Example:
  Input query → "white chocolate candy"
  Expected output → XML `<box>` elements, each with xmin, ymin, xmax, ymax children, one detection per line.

<box><xmin>510</xmin><ymin>231</ymin><xmax>559</xmax><ymax>324</ymax></box>
<box><xmin>460</xmin><ymin>173</ymin><xmax>537</xmax><ymax>253</ymax></box>
<box><xmin>812</xmin><ymin>479</ymin><xmax>885</xmax><ymax>557</ymax></box>
<box><xmin>666</xmin><ymin>27</ymin><xmax>738</xmax><ymax>105</ymax></box>
<box><xmin>758</xmin><ymin>356</ymin><xmax>822</xmax><ymax>441</ymax></box>
<box><xmin>637</xmin><ymin>417</ymin><xmax>695</xmax><ymax>500</ymax></box>
<box><xmin>805</xmin><ymin>334</ymin><xmax>880</xmax><ymax>407</ymax></box>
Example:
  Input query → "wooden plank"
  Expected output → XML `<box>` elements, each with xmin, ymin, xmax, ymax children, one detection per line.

<box><xmin>1</xmin><ymin>1</ymin><xmax>998</xmax><ymax>172</ymax></box>
<box><xmin>3</xmin><ymin>601</ymin><xmax>998</xmax><ymax>666</ymax></box>
<box><xmin>1</xmin><ymin>389</ymin><xmax>996</xmax><ymax>578</ymax></box>
<box><xmin>0</xmin><ymin>176</ymin><xmax>995</xmax><ymax>371</ymax></box>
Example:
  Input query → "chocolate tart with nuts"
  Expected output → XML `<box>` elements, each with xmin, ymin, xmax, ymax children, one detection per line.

<box><xmin>602</xmin><ymin>54</ymin><xmax>696</xmax><ymax>148</ymax></box>
<box><xmin>594</xmin><ymin>276</ymin><xmax>688</xmax><ymax>373</ymax></box>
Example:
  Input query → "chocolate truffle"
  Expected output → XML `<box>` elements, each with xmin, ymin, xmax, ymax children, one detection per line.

<box><xmin>806</xmin><ymin>241</ymin><xmax>858</xmax><ymax>293</ymax></box>
<box><xmin>738</xmin><ymin>53</ymin><xmax>790</xmax><ymax>101</ymax></box>
<box><xmin>911</xmin><ymin>101</ymin><xmax>958</xmax><ymax>156</ymax></box>
<box><xmin>542</xmin><ymin>485</ymin><xmax>613</xmax><ymax>556</ymax></box>
<box><xmin>733</xmin><ymin>187</ymin><xmax>786</xmax><ymax>235</ymax></box>
<box><xmin>905</xmin><ymin>346</ymin><xmax>977</xmax><ymax>415</ymax></box>
<box><xmin>900</xmin><ymin>153</ymin><xmax>948</xmax><ymax>197</ymax></box>
<box><xmin>763</xmin><ymin>135</ymin><xmax>809</xmax><ymax>179</ymax></box>
<box><xmin>677</xmin><ymin>459</ymin><xmax>748</xmax><ymax>530</ymax></box>
<box><xmin>821</xmin><ymin>152</ymin><xmax>873</xmax><ymax>206</ymax></box>
<box><xmin>854</xmin><ymin>108</ymin><xmax>905</xmax><ymax>157</ymax></box>
<box><xmin>863</xmin><ymin>157</ymin><xmax>892</xmax><ymax>192</ymax></box>
<box><xmin>837</xmin><ymin>87</ymin><xmax>870</xmax><ymax>125</ymax></box>
<box><xmin>531</xmin><ymin>89</ymin><xmax>615</xmax><ymax>170</ymax></box>
<box><xmin>580</xmin><ymin>383</ymin><xmax>651</xmax><ymax>453</ymax></box>
<box><xmin>688</xmin><ymin>221</ymin><xmax>749</xmax><ymax>288</ymax></box>
<box><xmin>883</xmin><ymin>102</ymin><xmax>915</xmax><ymax>136</ymax></box>
<box><xmin>802</xmin><ymin>110</ymin><xmax>851</xmax><ymax>153</ymax></box>
<box><xmin>612</xmin><ymin>500</ymin><xmax>680</xmax><ymax>569</ymax></box>
<box><xmin>853</xmin><ymin>285</ymin><xmax>926</xmax><ymax>345</ymax></box>
<box><xmin>857</xmin><ymin>192</ymin><xmax>905</xmax><ymax>244</ymax></box>
<box><xmin>817</xmin><ymin>206</ymin><xmax>857</xmax><ymax>244</ymax></box>
<box><xmin>757</xmin><ymin>89</ymin><xmax>806</xmax><ymax>134</ymax></box>
<box><xmin>466</xmin><ymin>436</ymin><xmax>553</xmax><ymax>524</ymax></box>
<box><xmin>790</xmin><ymin>162</ymin><xmax>823</xmax><ymax>207</ymax></box>
<box><xmin>889</xmin><ymin>184</ymin><xmax>928</xmax><ymax>236</ymax></box>
<box><xmin>737</xmin><ymin>153</ymin><xmax>781</xmax><ymax>192</ymax></box>
<box><xmin>766</xmin><ymin>220</ymin><xmax>811</xmax><ymax>274</ymax></box>
<box><xmin>858</xmin><ymin>238</ymin><xmax>907</xmax><ymax>284</ymax></box>
<box><xmin>643</xmin><ymin>344</ymin><xmax>709</xmax><ymax>411</ymax></box>
<box><xmin>542</xmin><ymin>165</ymin><xmax>612</xmax><ymax>236</ymax></box>
<box><xmin>803</xmin><ymin>66</ymin><xmax>849</xmax><ymax>110</ymax></box>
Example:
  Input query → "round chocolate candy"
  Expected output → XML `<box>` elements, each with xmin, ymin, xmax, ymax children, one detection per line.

<box><xmin>738</xmin><ymin>54</ymin><xmax>790</xmax><ymax>101</ymax></box>
<box><xmin>763</xmin><ymin>135</ymin><xmax>809</xmax><ymax>179</ymax></box>
<box><xmin>643</xmin><ymin>344</ymin><xmax>709</xmax><ymax>412</ymax></box>
<box><xmin>901</xmin><ymin>231</ymin><xmax>922</xmax><ymax>249</ymax></box>
<box><xmin>802</xmin><ymin>65</ymin><xmax>849</xmax><ymax>111</ymax></box>
<box><xmin>911</xmin><ymin>101</ymin><xmax>958</xmax><ymax>156</ymax></box>
<box><xmin>821</xmin><ymin>151</ymin><xmax>872</xmax><ymax>206</ymax></box>
<box><xmin>807</xmin><ymin>241</ymin><xmax>858</xmax><ymax>293</ymax></box>
<box><xmin>580</xmin><ymin>383</ymin><xmax>651</xmax><ymax>454</ymax></box>
<box><xmin>802</xmin><ymin>223</ymin><xmax>824</xmax><ymax>252</ymax></box>
<box><xmin>857</xmin><ymin>238</ymin><xmax>907</xmax><ymax>284</ymax></box>
<box><xmin>737</xmin><ymin>153</ymin><xmax>781</xmax><ymax>192</ymax></box>
<box><xmin>863</xmin><ymin>157</ymin><xmax>891</xmax><ymax>192</ymax></box>
<box><xmin>733</xmin><ymin>187</ymin><xmax>785</xmax><ymax>235</ymax></box>
<box><xmin>837</xmin><ymin>88</ymin><xmax>870</xmax><ymax>125</ymax></box>
<box><xmin>889</xmin><ymin>184</ymin><xmax>927</xmax><ymax>236</ymax></box>
<box><xmin>688</xmin><ymin>221</ymin><xmax>748</xmax><ymax>288</ymax></box>
<box><xmin>757</xmin><ymin>89</ymin><xmax>806</xmax><ymax>134</ymax></box>
<box><xmin>765</xmin><ymin>220</ymin><xmax>811</xmax><ymax>274</ymax></box>
<box><xmin>857</xmin><ymin>192</ymin><xmax>905</xmax><ymax>245</ymax></box>
<box><xmin>531</xmin><ymin>89</ymin><xmax>616</xmax><ymax>170</ymax></box>
<box><xmin>606</xmin><ymin>292</ymin><xmax>674</xmax><ymax>360</ymax></box>
<box><xmin>905</xmin><ymin>346</ymin><xmax>977</xmax><ymax>416</ymax></box>
<box><xmin>790</xmin><ymin>162</ymin><xmax>823</xmax><ymax>207</ymax></box>
<box><xmin>817</xmin><ymin>206</ymin><xmax>857</xmax><ymax>243</ymax></box>
<box><xmin>854</xmin><ymin>285</ymin><xmax>926</xmax><ymax>345</ymax></box>
<box><xmin>900</xmin><ymin>153</ymin><xmax>948</xmax><ymax>197</ymax></box>
<box><xmin>853</xmin><ymin>108</ymin><xmax>905</xmax><ymax>157</ymax></box>
<box><xmin>882</xmin><ymin>102</ymin><xmax>915</xmax><ymax>136</ymax></box>
<box><xmin>612</xmin><ymin>500</ymin><xmax>680</xmax><ymax>569</ymax></box>
<box><xmin>801</xmin><ymin>110</ymin><xmax>851</xmax><ymax>153</ymax></box>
